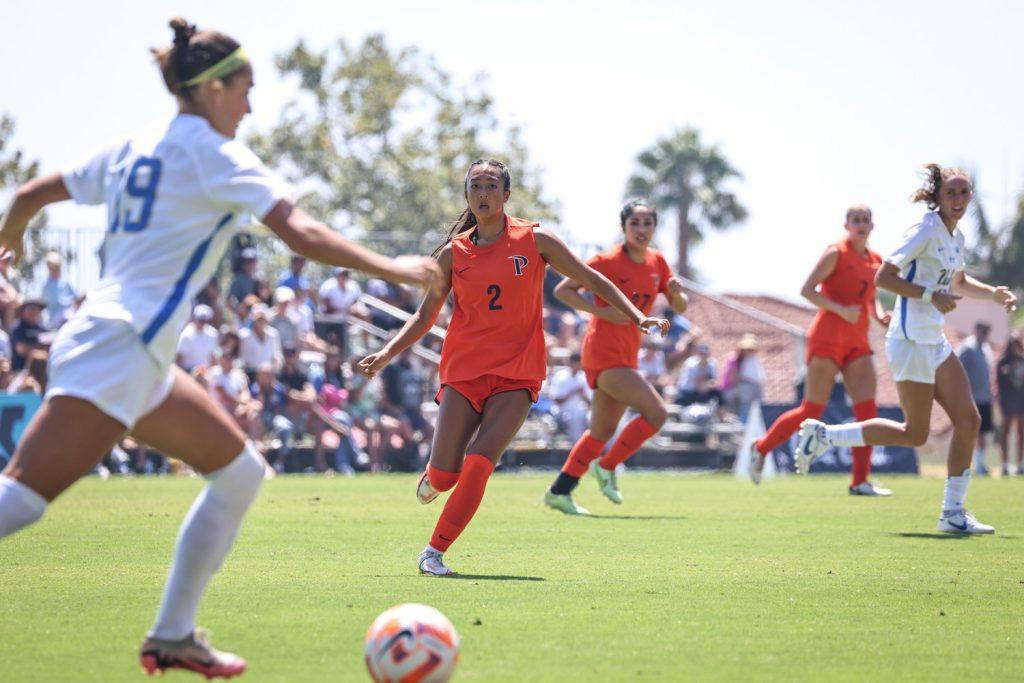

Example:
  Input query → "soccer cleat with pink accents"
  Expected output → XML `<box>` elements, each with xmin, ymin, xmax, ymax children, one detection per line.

<box><xmin>140</xmin><ymin>628</ymin><xmax>246</xmax><ymax>679</ymax></box>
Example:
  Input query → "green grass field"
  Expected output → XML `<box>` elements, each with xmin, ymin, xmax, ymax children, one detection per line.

<box><xmin>2</xmin><ymin>472</ymin><xmax>1022</xmax><ymax>682</ymax></box>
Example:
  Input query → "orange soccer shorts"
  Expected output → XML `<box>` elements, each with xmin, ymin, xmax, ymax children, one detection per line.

<box><xmin>806</xmin><ymin>340</ymin><xmax>872</xmax><ymax>368</ymax></box>
<box><xmin>434</xmin><ymin>374</ymin><xmax>542</xmax><ymax>414</ymax></box>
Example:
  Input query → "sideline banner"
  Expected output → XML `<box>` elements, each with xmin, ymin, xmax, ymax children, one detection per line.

<box><xmin>0</xmin><ymin>393</ymin><xmax>42</xmax><ymax>466</ymax></box>
<box><xmin>761</xmin><ymin>402</ymin><xmax>919</xmax><ymax>474</ymax></box>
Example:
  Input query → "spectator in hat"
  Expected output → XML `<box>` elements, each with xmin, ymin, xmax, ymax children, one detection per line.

<box><xmin>0</xmin><ymin>250</ymin><xmax>21</xmax><ymax>329</ymax></box>
<box><xmin>39</xmin><ymin>251</ymin><xmax>77</xmax><ymax>330</ymax></box>
<box><xmin>10</xmin><ymin>298</ymin><xmax>48</xmax><ymax>371</ymax></box>
<box><xmin>270</xmin><ymin>286</ymin><xmax>301</xmax><ymax>351</ymax></box>
<box><xmin>176</xmin><ymin>304</ymin><xmax>219</xmax><ymax>372</ymax></box>
<box><xmin>958</xmin><ymin>321</ymin><xmax>994</xmax><ymax>475</ymax></box>
<box><xmin>239</xmin><ymin>304</ymin><xmax>283</xmax><ymax>378</ymax></box>
<box><xmin>722</xmin><ymin>333</ymin><xmax>765</xmax><ymax>422</ymax></box>
<box><xmin>677</xmin><ymin>343</ymin><xmax>722</xmax><ymax>406</ymax></box>
<box><xmin>317</xmin><ymin>267</ymin><xmax>363</xmax><ymax>352</ymax></box>
<box><xmin>227</xmin><ymin>247</ymin><xmax>258</xmax><ymax>313</ymax></box>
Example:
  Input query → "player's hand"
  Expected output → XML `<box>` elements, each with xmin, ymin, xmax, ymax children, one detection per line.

<box><xmin>595</xmin><ymin>307</ymin><xmax>632</xmax><ymax>325</ymax></box>
<box><xmin>392</xmin><ymin>255</ymin><xmax>446</xmax><ymax>296</ymax></box>
<box><xmin>0</xmin><ymin>217</ymin><xmax>26</xmax><ymax>265</ymax></box>
<box><xmin>357</xmin><ymin>349</ymin><xmax>393</xmax><ymax>379</ymax></box>
<box><xmin>639</xmin><ymin>316</ymin><xmax>670</xmax><ymax>337</ymax></box>
<box><xmin>877</xmin><ymin>310</ymin><xmax>893</xmax><ymax>326</ymax></box>
<box><xmin>667</xmin><ymin>276</ymin><xmax>686</xmax><ymax>295</ymax></box>
<box><xmin>837</xmin><ymin>305</ymin><xmax>862</xmax><ymax>324</ymax></box>
<box><xmin>993</xmin><ymin>286</ymin><xmax>1017</xmax><ymax>313</ymax></box>
<box><xmin>931</xmin><ymin>291</ymin><xmax>961</xmax><ymax>314</ymax></box>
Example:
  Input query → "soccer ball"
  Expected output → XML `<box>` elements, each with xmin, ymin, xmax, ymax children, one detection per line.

<box><xmin>364</xmin><ymin>603</ymin><xmax>460</xmax><ymax>683</ymax></box>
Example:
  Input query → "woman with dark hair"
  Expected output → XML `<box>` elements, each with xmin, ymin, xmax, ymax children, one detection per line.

<box><xmin>542</xmin><ymin>200</ymin><xmax>687</xmax><ymax>514</ymax></box>
<box><xmin>0</xmin><ymin>17</ymin><xmax>442</xmax><ymax>677</ymax></box>
<box><xmin>996</xmin><ymin>336</ymin><xmax>1024</xmax><ymax>475</ymax></box>
<box><xmin>798</xmin><ymin>165</ymin><xmax>1017</xmax><ymax>534</ymax></box>
<box><xmin>359</xmin><ymin>162</ymin><xmax>668</xmax><ymax>575</ymax></box>
<box><xmin>749</xmin><ymin>205</ymin><xmax>891</xmax><ymax>495</ymax></box>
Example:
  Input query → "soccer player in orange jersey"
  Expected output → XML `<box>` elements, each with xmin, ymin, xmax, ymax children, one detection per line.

<box><xmin>748</xmin><ymin>205</ymin><xmax>892</xmax><ymax>494</ymax></box>
<box><xmin>358</xmin><ymin>161</ymin><xmax>668</xmax><ymax>575</ymax></box>
<box><xmin>542</xmin><ymin>200</ymin><xmax>688</xmax><ymax>514</ymax></box>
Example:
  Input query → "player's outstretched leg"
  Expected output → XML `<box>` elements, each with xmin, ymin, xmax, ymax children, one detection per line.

<box><xmin>751</xmin><ymin>400</ymin><xmax>825</xmax><ymax>484</ymax></box>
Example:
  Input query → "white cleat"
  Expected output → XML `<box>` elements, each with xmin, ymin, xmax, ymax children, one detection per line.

<box><xmin>795</xmin><ymin>419</ymin><xmax>830</xmax><ymax>475</ymax></box>
<box><xmin>938</xmin><ymin>509</ymin><xmax>995</xmax><ymax>534</ymax></box>
<box><xmin>418</xmin><ymin>549</ymin><xmax>454</xmax><ymax>576</ymax></box>
<box><xmin>416</xmin><ymin>471</ymin><xmax>439</xmax><ymax>505</ymax></box>
<box><xmin>748</xmin><ymin>445</ymin><xmax>766</xmax><ymax>485</ymax></box>
<box><xmin>849</xmin><ymin>481</ymin><xmax>893</xmax><ymax>496</ymax></box>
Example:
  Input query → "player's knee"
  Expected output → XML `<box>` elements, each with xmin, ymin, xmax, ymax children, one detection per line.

<box><xmin>589</xmin><ymin>425</ymin><xmax>616</xmax><ymax>442</ymax></box>
<box><xmin>958</xmin><ymin>408</ymin><xmax>982</xmax><ymax>439</ymax></box>
<box><xmin>206</xmin><ymin>442</ymin><xmax>264</xmax><ymax>512</ymax></box>
<box><xmin>644</xmin><ymin>404</ymin><xmax>668</xmax><ymax>430</ymax></box>
<box><xmin>904</xmin><ymin>423</ymin><xmax>930</xmax><ymax>448</ymax></box>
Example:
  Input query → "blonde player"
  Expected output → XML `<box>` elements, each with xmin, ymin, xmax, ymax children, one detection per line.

<box><xmin>0</xmin><ymin>18</ymin><xmax>441</xmax><ymax>679</ymax></box>
<box><xmin>796</xmin><ymin>165</ymin><xmax>1017</xmax><ymax>534</ymax></box>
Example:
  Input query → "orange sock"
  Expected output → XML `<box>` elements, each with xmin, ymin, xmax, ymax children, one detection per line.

<box><xmin>426</xmin><ymin>463</ymin><xmax>460</xmax><ymax>492</ymax></box>
<box><xmin>561</xmin><ymin>431</ymin><xmax>607</xmax><ymax>478</ymax></box>
<box><xmin>755</xmin><ymin>401</ymin><xmax>825</xmax><ymax>456</ymax></box>
<box><xmin>597</xmin><ymin>417</ymin><xmax>659</xmax><ymax>471</ymax></box>
<box><xmin>851</xmin><ymin>400</ymin><xmax>877</xmax><ymax>486</ymax></box>
<box><xmin>430</xmin><ymin>454</ymin><xmax>494</xmax><ymax>553</ymax></box>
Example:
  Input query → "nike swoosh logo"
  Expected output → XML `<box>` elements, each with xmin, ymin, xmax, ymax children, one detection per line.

<box><xmin>440</xmin><ymin>534</ymin><xmax>454</xmax><ymax>542</ymax></box>
<box><xmin>456</xmin><ymin>267</ymin><xmax>471</xmax><ymax>275</ymax></box>
<box><xmin>946</xmin><ymin>519</ymin><xmax>967</xmax><ymax>531</ymax></box>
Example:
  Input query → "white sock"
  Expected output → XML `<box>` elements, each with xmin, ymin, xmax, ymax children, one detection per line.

<box><xmin>972</xmin><ymin>447</ymin><xmax>985</xmax><ymax>469</ymax></box>
<box><xmin>424</xmin><ymin>544</ymin><xmax>443</xmax><ymax>556</ymax></box>
<box><xmin>941</xmin><ymin>468</ymin><xmax>971</xmax><ymax>513</ymax></box>
<box><xmin>149</xmin><ymin>443</ymin><xmax>264</xmax><ymax>640</ymax></box>
<box><xmin>824</xmin><ymin>423</ymin><xmax>865</xmax><ymax>447</ymax></box>
<box><xmin>0</xmin><ymin>475</ymin><xmax>47</xmax><ymax>538</ymax></box>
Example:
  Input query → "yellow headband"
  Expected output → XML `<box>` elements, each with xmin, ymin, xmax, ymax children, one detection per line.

<box><xmin>181</xmin><ymin>47</ymin><xmax>249</xmax><ymax>88</ymax></box>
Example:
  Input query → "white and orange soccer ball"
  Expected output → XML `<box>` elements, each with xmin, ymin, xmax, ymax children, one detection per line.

<box><xmin>364</xmin><ymin>603</ymin><xmax>460</xmax><ymax>683</ymax></box>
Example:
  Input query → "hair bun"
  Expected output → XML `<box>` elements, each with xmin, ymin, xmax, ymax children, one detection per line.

<box><xmin>169</xmin><ymin>17</ymin><xmax>196</xmax><ymax>46</ymax></box>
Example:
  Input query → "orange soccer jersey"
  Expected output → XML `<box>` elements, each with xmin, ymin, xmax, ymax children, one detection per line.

<box><xmin>806</xmin><ymin>238</ymin><xmax>883</xmax><ymax>349</ymax></box>
<box><xmin>438</xmin><ymin>215</ymin><xmax>548</xmax><ymax>386</ymax></box>
<box><xmin>580</xmin><ymin>244</ymin><xmax>672</xmax><ymax>379</ymax></box>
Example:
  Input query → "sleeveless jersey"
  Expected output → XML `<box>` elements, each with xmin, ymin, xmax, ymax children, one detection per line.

<box><xmin>806</xmin><ymin>238</ymin><xmax>882</xmax><ymax>347</ymax></box>
<box><xmin>581</xmin><ymin>244</ymin><xmax>671</xmax><ymax>373</ymax></box>
<box><xmin>61</xmin><ymin>113</ymin><xmax>291</xmax><ymax>368</ymax></box>
<box><xmin>439</xmin><ymin>216</ymin><xmax>547</xmax><ymax>384</ymax></box>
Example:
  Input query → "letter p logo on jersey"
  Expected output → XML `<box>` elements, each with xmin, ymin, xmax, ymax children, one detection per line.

<box><xmin>508</xmin><ymin>255</ymin><xmax>529</xmax><ymax>276</ymax></box>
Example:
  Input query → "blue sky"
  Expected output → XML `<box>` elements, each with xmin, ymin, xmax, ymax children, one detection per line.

<box><xmin>3</xmin><ymin>0</ymin><xmax>1022</xmax><ymax>300</ymax></box>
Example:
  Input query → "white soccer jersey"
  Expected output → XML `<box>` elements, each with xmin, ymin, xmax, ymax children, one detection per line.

<box><xmin>885</xmin><ymin>211</ymin><xmax>965</xmax><ymax>344</ymax></box>
<box><xmin>62</xmin><ymin>114</ymin><xmax>291</xmax><ymax>368</ymax></box>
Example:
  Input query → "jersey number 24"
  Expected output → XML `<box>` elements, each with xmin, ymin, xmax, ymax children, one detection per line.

<box><xmin>109</xmin><ymin>157</ymin><xmax>162</xmax><ymax>233</ymax></box>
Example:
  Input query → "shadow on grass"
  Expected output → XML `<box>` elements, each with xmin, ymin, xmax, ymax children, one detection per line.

<box><xmin>893</xmin><ymin>532</ymin><xmax>975</xmax><ymax>540</ymax></box>
<box><xmin>586</xmin><ymin>515</ymin><xmax>687</xmax><ymax>521</ymax></box>
<box><xmin>447</xmin><ymin>574</ymin><xmax>545</xmax><ymax>582</ymax></box>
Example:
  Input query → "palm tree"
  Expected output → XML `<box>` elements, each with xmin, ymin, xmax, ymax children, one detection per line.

<box><xmin>625</xmin><ymin>127</ymin><xmax>747</xmax><ymax>278</ymax></box>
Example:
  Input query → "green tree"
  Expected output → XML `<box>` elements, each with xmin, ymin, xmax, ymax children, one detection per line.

<box><xmin>967</xmin><ymin>178</ymin><xmax>1024</xmax><ymax>296</ymax></box>
<box><xmin>249</xmin><ymin>34</ymin><xmax>558</xmax><ymax>262</ymax></box>
<box><xmin>0</xmin><ymin>114</ymin><xmax>49</xmax><ymax>284</ymax></box>
<box><xmin>625</xmin><ymin>127</ymin><xmax>746</xmax><ymax>278</ymax></box>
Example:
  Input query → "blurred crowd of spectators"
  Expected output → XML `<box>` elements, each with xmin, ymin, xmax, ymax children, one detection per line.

<box><xmin>4</xmin><ymin>244</ymin><xmax>1023</xmax><ymax>477</ymax></box>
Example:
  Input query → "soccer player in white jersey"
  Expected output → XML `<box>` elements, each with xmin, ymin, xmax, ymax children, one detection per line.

<box><xmin>0</xmin><ymin>18</ymin><xmax>442</xmax><ymax>679</ymax></box>
<box><xmin>796</xmin><ymin>165</ymin><xmax>1017</xmax><ymax>534</ymax></box>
